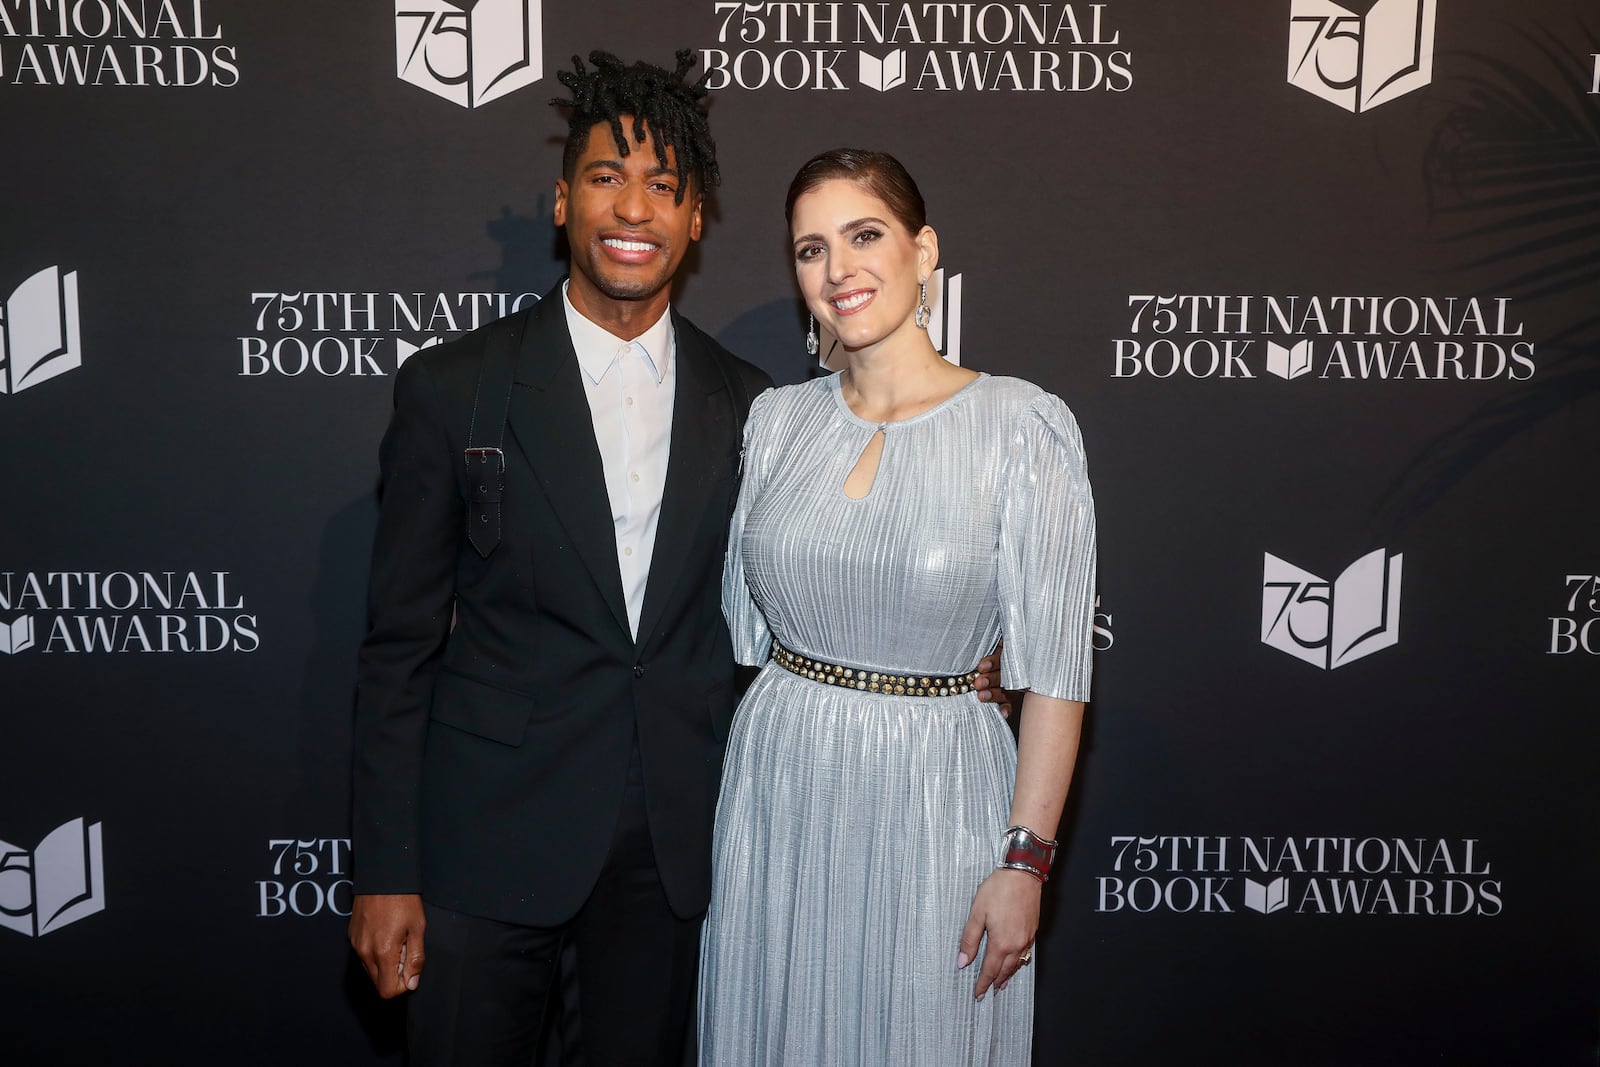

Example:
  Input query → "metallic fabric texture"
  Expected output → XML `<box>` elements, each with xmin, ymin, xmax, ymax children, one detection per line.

<box><xmin>700</xmin><ymin>373</ymin><xmax>1097</xmax><ymax>1066</ymax></box>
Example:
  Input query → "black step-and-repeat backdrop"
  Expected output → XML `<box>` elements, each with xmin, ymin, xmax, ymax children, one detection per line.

<box><xmin>3</xmin><ymin>2</ymin><xmax>1596</xmax><ymax>1063</ymax></box>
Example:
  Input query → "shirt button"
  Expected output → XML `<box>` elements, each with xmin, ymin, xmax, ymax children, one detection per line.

<box><xmin>625</xmin><ymin>396</ymin><xmax>635</xmax><ymax>406</ymax></box>
<box><xmin>630</xmin><ymin>472</ymin><xmax>640</xmax><ymax>483</ymax></box>
<box><xmin>624</xmin><ymin>547</ymin><xmax>633</xmax><ymax>556</ymax></box>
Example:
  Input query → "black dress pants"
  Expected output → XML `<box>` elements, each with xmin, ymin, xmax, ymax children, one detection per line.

<box><xmin>406</xmin><ymin>744</ymin><xmax>702</xmax><ymax>1066</ymax></box>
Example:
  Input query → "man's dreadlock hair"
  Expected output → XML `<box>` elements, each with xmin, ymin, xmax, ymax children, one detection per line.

<box><xmin>551</xmin><ymin>49</ymin><xmax>719</xmax><ymax>205</ymax></box>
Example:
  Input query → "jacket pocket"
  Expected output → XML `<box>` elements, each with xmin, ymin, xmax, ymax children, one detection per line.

<box><xmin>429</xmin><ymin>669</ymin><xmax>531</xmax><ymax>747</ymax></box>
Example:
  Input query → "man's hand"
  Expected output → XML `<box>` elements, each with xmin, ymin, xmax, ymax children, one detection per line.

<box><xmin>349</xmin><ymin>893</ymin><xmax>427</xmax><ymax>998</ymax></box>
<box><xmin>975</xmin><ymin>641</ymin><xmax>1014</xmax><ymax>719</ymax></box>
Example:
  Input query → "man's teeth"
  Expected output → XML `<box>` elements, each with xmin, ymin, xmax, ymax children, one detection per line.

<box><xmin>832</xmin><ymin>292</ymin><xmax>872</xmax><ymax>310</ymax></box>
<box><xmin>605</xmin><ymin>238</ymin><xmax>657</xmax><ymax>252</ymax></box>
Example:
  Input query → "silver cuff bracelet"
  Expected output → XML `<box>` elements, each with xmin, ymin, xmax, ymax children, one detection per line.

<box><xmin>997</xmin><ymin>824</ymin><xmax>1058</xmax><ymax>883</ymax></box>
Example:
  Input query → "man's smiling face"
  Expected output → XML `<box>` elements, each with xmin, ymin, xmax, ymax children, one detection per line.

<box><xmin>555</xmin><ymin>119</ymin><xmax>702</xmax><ymax>331</ymax></box>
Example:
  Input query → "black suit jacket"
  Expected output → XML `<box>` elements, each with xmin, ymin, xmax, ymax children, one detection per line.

<box><xmin>352</xmin><ymin>285</ymin><xmax>772</xmax><ymax>926</ymax></box>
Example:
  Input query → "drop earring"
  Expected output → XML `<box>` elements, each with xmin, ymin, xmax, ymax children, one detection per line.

<box><xmin>914</xmin><ymin>280</ymin><xmax>931</xmax><ymax>329</ymax></box>
<box><xmin>806</xmin><ymin>312</ymin><xmax>819</xmax><ymax>356</ymax></box>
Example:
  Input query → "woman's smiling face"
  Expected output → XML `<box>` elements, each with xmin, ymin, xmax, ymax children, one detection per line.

<box><xmin>790</xmin><ymin>178</ymin><xmax>936</xmax><ymax>356</ymax></box>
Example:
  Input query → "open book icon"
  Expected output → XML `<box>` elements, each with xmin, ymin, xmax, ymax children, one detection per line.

<box><xmin>1262</xmin><ymin>549</ymin><xmax>1404</xmax><ymax>669</ymax></box>
<box><xmin>858</xmin><ymin>49</ymin><xmax>907</xmax><ymax>92</ymax></box>
<box><xmin>1244</xmin><ymin>877</ymin><xmax>1289</xmax><ymax>914</ymax></box>
<box><xmin>0</xmin><ymin>616</ymin><xmax>35</xmax><ymax>655</ymax></box>
<box><xmin>1288</xmin><ymin>0</ymin><xmax>1436</xmax><ymax>112</ymax></box>
<box><xmin>0</xmin><ymin>266</ymin><xmax>82</xmax><ymax>395</ymax></box>
<box><xmin>397</xmin><ymin>335</ymin><xmax>442</xmax><ymax>367</ymax></box>
<box><xmin>0</xmin><ymin>818</ymin><xmax>106</xmax><ymax>937</ymax></box>
<box><xmin>395</xmin><ymin>0</ymin><xmax>544</xmax><ymax>109</ymax></box>
<box><xmin>1266</xmin><ymin>339</ymin><xmax>1313</xmax><ymax>380</ymax></box>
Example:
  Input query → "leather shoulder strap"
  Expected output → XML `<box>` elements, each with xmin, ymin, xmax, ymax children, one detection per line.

<box><xmin>463</xmin><ymin>316</ymin><xmax>522</xmax><ymax>559</ymax></box>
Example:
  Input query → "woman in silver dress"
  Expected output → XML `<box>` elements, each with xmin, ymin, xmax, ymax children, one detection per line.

<box><xmin>699</xmin><ymin>148</ymin><xmax>1096</xmax><ymax>1065</ymax></box>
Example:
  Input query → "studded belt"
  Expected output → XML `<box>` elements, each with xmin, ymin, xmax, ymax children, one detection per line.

<box><xmin>770</xmin><ymin>640</ymin><xmax>980</xmax><ymax>696</ymax></box>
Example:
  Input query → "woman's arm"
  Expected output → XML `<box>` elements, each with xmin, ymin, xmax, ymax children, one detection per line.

<box><xmin>957</xmin><ymin>693</ymin><xmax>1085</xmax><ymax>999</ymax></box>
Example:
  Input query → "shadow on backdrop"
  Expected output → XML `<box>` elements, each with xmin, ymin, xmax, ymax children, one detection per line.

<box><xmin>1379</xmin><ymin>21</ymin><xmax>1600</xmax><ymax>530</ymax></box>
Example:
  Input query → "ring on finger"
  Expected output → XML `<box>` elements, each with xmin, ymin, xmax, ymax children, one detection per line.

<box><xmin>1017</xmin><ymin>948</ymin><xmax>1032</xmax><ymax>966</ymax></box>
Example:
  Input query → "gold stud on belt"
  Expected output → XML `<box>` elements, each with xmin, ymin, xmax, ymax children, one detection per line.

<box><xmin>770</xmin><ymin>641</ymin><xmax>979</xmax><ymax>697</ymax></box>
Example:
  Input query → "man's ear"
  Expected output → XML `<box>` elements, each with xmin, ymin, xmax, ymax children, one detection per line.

<box><xmin>689</xmin><ymin>193</ymin><xmax>704</xmax><ymax>241</ymax></box>
<box><xmin>553</xmin><ymin>179</ymin><xmax>569</xmax><ymax>227</ymax></box>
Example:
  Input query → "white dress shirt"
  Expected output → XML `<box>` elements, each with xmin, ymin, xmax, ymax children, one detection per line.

<box><xmin>562</xmin><ymin>282</ymin><xmax>676</xmax><ymax>640</ymax></box>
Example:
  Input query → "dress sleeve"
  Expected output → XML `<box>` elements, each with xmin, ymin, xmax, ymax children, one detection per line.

<box><xmin>996</xmin><ymin>392</ymin><xmax>1097</xmax><ymax>701</ymax></box>
<box><xmin>722</xmin><ymin>387</ymin><xmax>777</xmax><ymax>665</ymax></box>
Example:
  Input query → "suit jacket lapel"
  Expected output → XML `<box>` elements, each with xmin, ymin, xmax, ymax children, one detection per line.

<box><xmin>636</xmin><ymin>312</ymin><xmax>733</xmax><ymax>647</ymax></box>
<box><xmin>505</xmin><ymin>289</ymin><xmax>631</xmax><ymax>638</ymax></box>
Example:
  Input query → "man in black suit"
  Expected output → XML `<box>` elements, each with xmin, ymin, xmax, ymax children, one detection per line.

<box><xmin>347</xmin><ymin>52</ymin><xmax>772</xmax><ymax>1065</ymax></box>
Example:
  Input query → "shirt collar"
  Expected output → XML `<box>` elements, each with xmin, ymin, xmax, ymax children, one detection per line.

<box><xmin>562</xmin><ymin>279</ymin><xmax>674</xmax><ymax>386</ymax></box>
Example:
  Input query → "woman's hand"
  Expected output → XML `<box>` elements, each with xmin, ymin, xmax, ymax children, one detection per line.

<box><xmin>956</xmin><ymin>867</ymin><xmax>1041</xmax><ymax>999</ymax></box>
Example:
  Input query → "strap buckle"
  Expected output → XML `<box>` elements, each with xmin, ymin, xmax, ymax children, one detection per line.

<box><xmin>464</xmin><ymin>445</ymin><xmax>505</xmax><ymax>465</ymax></box>
<box><xmin>464</xmin><ymin>448</ymin><xmax>506</xmax><ymax>558</ymax></box>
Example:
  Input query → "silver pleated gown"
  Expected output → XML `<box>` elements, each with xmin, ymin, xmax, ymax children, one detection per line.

<box><xmin>700</xmin><ymin>373</ymin><xmax>1096</xmax><ymax>1066</ymax></box>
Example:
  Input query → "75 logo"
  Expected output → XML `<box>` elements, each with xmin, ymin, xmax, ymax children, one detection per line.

<box><xmin>395</xmin><ymin>0</ymin><xmax>543</xmax><ymax>109</ymax></box>
<box><xmin>1286</xmin><ymin>0</ymin><xmax>1436</xmax><ymax>113</ymax></box>
<box><xmin>1261</xmin><ymin>549</ymin><xmax>1403</xmax><ymax>670</ymax></box>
